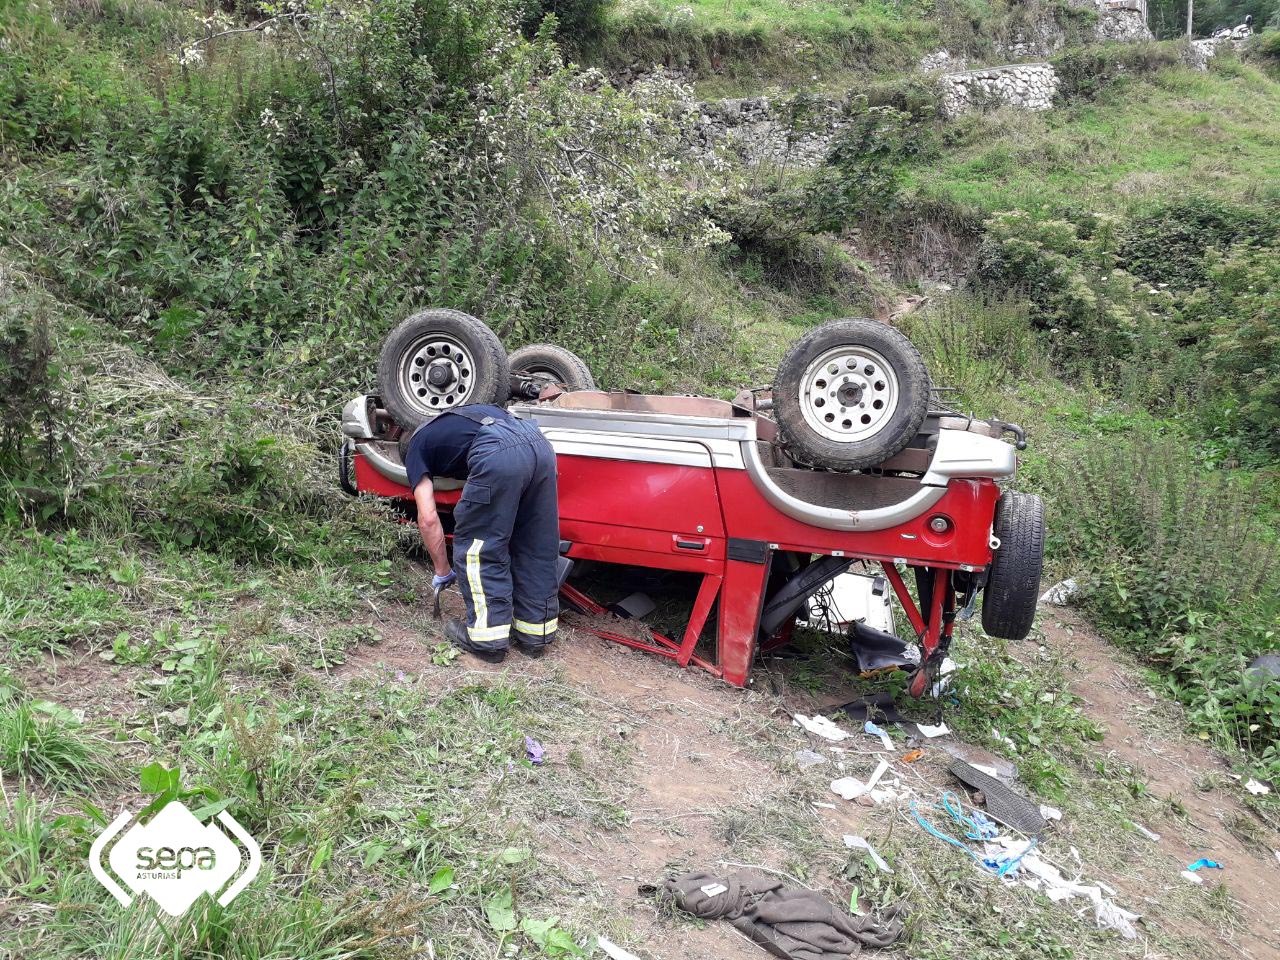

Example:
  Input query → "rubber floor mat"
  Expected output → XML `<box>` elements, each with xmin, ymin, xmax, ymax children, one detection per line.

<box><xmin>948</xmin><ymin>760</ymin><xmax>1047</xmax><ymax>837</ymax></box>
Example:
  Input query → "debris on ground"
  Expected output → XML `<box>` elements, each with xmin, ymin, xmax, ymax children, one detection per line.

<box><xmin>793</xmin><ymin>713</ymin><xmax>855</xmax><ymax>741</ymax></box>
<box><xmin>1039</xmin><ymin>579</ymin><xmax>1080</xmax><ymax>606</ymax></box>
<box><xmin>596</xmin><ymin>936</ymin><xmax>643</xmax><ymax>960</ymax></box>
<box><xmin>863</xmin><ymin>720</ymin><xmax>895</xmax><ymax>752</ymax></box>
<box><xmin>930</xmin><ymin>657</ymin><xmax>959</xmax><ymax>696</ymax></box>
<box><xmin>939</xmin><ymin>742</ymin><xmax>1017</xmax><ymax>783</ymax></box>
<box><xmin>1039</xmin><ymin>804</ymin><xmax>1063</xmax><ymax>822</ymax></box>
<box><xmin>843</xmin><ymin>835</ymin><xmax>893</xmax><ymax>873</ymax></box>
<box><xmin>829</xmin><ymin>691</ymin><xmax>902</xmax><ymax>724</ymax></box>
<box><xmin>912</xmin><ymin>721</ymin><xmax>950</xmax><ymax>738</ymax></box>
<box><xmin>794</xmin><ymin>749</ymin><xmax>828</xmax><ymax>770</ymax></box>
<box><xmin>1187</xmin><ymin>858</ymin><xmax>1223</xmax><ymax>872</ymax></box>
<box><xmin>949</xmin><ymin>760</ymin><xmax>1048</xmax><ymax>836</ymax></box>
<box><xmin>1181</xmin><ymin>870</ymin><xmax>1204</xmax><ymax>885</ymax></box>
<box><xmin>832</xmin><ymin>758</ymin><xmax>901</xmax><ymax>803</ymax></box>
<box><xmin>1131</xmin><ymin>822</ymin><xmax>1162</xmax><ymax>842</ymax></box>
<box><xmin>525</xmin><ymin>736</ymin><xmax>545</xmax><ymax>765</ymax></box>
<box><xmin>900</xmin><ymin>749</ymin><xmax>924</xmax><ymax>763</ymax></box>
<box><xmin>909</xmin><ymin>791</ymin><xmax>1139</xmax><ymax>940</ymax></box>
<box><xmin>1244</xmin><ymin>778</ymin><xmax>1271</xmax><ymax>796</ymax></box>
<box><xmin>990</xmin><ymin>838</ymin><xmax>1141</xmax><ymax>939</ymax></box>
<box><xmin>664</xmin><ymin>870</ymin><xmax>907</xmax><ymax>959</ymax></box>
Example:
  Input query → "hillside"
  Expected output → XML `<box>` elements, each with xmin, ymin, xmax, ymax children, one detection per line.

<box><xmin>2</xmin><ymin>1</ymin><xmax>1279</xmax><ymax>958</ymax></box>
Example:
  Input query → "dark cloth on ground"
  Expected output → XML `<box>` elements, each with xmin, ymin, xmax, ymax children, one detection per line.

<box><xmin>663</xmin><ymin>871</ymin><xmax>906</xmax><ymax>960</ymax></box>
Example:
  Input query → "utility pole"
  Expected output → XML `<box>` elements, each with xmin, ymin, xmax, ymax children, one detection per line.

<box><xmin>1187</xmin><ymin>0</ymin><xmax>1193</xmax><ymax>37</ymax></box>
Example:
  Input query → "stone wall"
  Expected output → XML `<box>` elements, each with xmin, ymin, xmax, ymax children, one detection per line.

<box><xmin>1185</xmin><ymin>35</ymin><xmax>1245</xmax><ymax>69</ymax></box>
<box><xmin>689</xmin><ymin>95</ymin><xmax>847</xmax><ymax>168</ymax></box>
<box><xmin>937</xmin><ymin>63</ymin><xmax>1059</xmax><ymax>117</ymax></box>
<box><xmin>996</xmin><ymin>0</ymin><xmax>1151</xmax><ymax>57</ymax></box>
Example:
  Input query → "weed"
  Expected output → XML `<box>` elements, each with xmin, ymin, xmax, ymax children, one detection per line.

<box><xmin>0</xmin><ymin>699</ymin><xmax>111</xmax><ymax>790</ymax></box>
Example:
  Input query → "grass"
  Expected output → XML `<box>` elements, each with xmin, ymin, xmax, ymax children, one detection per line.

<box><xmin>908</xmin><ymin>62</ymin><xmax>1280</xmax><ymax>218</ymax></box>
<box><xmin>593</xmin><ymin>0</ymin><xmax>966</xmax><ymax>80</ymax></box>
<box><xmin>0</xmin><ymin>699</ymin><xmax>112</xmax><ymax>790</ymax></box>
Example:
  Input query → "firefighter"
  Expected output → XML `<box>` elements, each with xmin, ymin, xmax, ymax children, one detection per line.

<box><xmin>404</xmin><ymin>404</ymin><xmax>560</xmax><ymax>661</ymax></box>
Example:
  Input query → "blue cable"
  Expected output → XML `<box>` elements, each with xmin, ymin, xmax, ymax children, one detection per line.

<box><xmin>910</xmin><ymin>792</ymin><xmax>1037</xmax><ymax>877</ymax></box>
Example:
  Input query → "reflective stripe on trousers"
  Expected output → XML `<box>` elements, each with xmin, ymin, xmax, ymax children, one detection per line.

<box><xmin>451</xmin><ymin>419</ymin><xmax>559</xmax><ymax>650</ymax></box>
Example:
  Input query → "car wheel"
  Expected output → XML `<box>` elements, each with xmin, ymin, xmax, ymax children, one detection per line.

<box><xmin>377</xmin><ymin>308</ymin><xmax>510</xmax><ymax>430</ymax></box>
<box><xmin>773</xmin><ymin>318</ymin><xmax>930</xmax><ymax>471</ymax></box>
<box><xmin>981</xmin><ymin>491</ymin><xmax>1045</xmax><ymax>641</ymax></box>
<box><xmin>509</xmin><ymin>343</ymin><xmax>597</xmax><ymax>393</ymax></box>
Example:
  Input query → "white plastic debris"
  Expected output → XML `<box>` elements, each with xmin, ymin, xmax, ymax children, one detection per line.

<box><xmin>931</xmin><ymin>657</ymin><xmax>958</xmax><ymax>696</ymax></box>
<box><xmin>843</xmin><ymin>835</ymin><xmax>893</xmax><ymax>873</ymax></box>
<box><xmin>1039</xmin><ymin>579</ymin><xmax>1080</xmax><ymax>606</ymax></box>
<box><xmin>699</xmin><ymin>883</ymin><xmax>729</xmax><ymax>897</ymax></box>
<box><xmin>1180</xmin><ymin>870</ymin><xmax>1204</xmax><ymax>885</ymax></box>
<box><xmin>831</xmin><ymin>759</ymin><xmax>888</xmax><ymax>800</ymax></box>
<box><xmin>1244</xmin><ymin>778</ymin><xmax>1271</xmax><ymax>796</ymax></box>
<box><xmin>992</xmin><ymin>838</ymin><xmax>1140</xmax><ymax>939</ymax></box>
<box><xmin>992</xmin><ymin>728</ymin><xmax>1018</xmax><ymax>753</ymax></box>
<box><xmin>794</xmin><ymin>749</ymin><xmax>828</xmax><ymax>770</ymax></box>
<box><xmin>914</xmin><ymin>722</ymin><xmax>950</xmax><ymax>738</ymax></box>
<box><xmin>1133</xmin><ymin>823</ymin><xmax>1162</xmax><ymax>842</ymax></box>
<box><xmin>793</xmin><ymin>714</ymin><xmax>854</xmax><ymax>741</ymax></box>
<box><xmin>864</xmin><ymin>721</ymin><xmax>895</xmax><ymax>752</ymax></box>
<box><xmin>1039</xmin><ymin>805</ymin><xmax>1063</xmax><ymax>822</ymax></box>
<box><xmin>971</xmin><ymin>763</ymin><xmax>1000</xmax><ymax>778</ymax></box>
<box><xmin>597</xmin><ymin>936</ymin><xmax>644</xmax><ymax>960</ymax></box>
<box><xmin>831</xmin><ymin>777</ymin><xmax>868</xmax><ymax>800</ymax></box>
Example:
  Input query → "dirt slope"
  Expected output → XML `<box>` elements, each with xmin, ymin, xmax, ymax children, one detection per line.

<box><xmin>1040</xmin><ymin>610</ymin><xmax>1280</xmax><ymax>960</ymax></box>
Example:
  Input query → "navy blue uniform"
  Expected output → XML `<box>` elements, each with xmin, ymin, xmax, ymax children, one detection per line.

<box><xmin>405</xmin><ymin>405</ymin><xmax>560</xmax><ymax>651</ymax></box>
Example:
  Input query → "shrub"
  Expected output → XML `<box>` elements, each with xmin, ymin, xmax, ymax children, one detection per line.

<box><xmin>0</xmin><ymin>267</ymin><xmax>57</xmax><ymax>468</ymax></box>
<box><xmin>804</xmin><ymin>97</ymin><xmax>937</xmax><ymax>231</ymax></box>
<box><xmin>1119</xmin><ymin>196</ymin><xmax>1280</xmax><ymax>291</ymax></box>
<box><xmin>898</xmin><ymin>295</ymin><xmax>1047</xmax><ymax>402</ymax></box>
<box><xmin>1185</xmin><ymin>242</ymin><xmax>1280</xmax><ymax>458</ymax></box>
<box><xmin>520</xmin><ymin>0</ymin><xmax>609</xmax><ymax>49</ymax></box>
<box><xmin>1053</xmin><ymin>42</ymin><xmax>1186</xmax><ymax>102</ymax></box>
<box><xmin>1043</xmin><ymin>432</ymin><xmax>1280</xmax><ymax>772</ymax></box>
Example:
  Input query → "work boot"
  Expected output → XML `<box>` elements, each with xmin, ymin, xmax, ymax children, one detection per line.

<box><xmin>445</xmin><ymin>619</ymin><xmax>507</xmax><ymax>663</ymax></box>
<box><xmin>513</xmin><ymin>638</ymin><xmax>549</xmax><ymax>659</ymax></box>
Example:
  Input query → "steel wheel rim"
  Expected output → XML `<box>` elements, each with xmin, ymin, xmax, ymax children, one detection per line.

<box><xmin>798</xmin><ymin>345</ymin><xmax>900</xmax><ymax>443</ymax></box>
<box><xmin>516</xmin><ymin>363</ymin><xmax>566</xmax><ymax>387</ymax></box>
<box><xmin>398</xmin><ymin>333</ymin><xmax>476</xmax><ymax>416</ymax></box>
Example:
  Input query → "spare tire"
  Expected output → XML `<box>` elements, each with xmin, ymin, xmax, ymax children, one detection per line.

<box><xmin>773</xmin><ymin>318</ymin><xmax>930</xmax><ymax>471</ymax></box>
<box><xmin>509</xmin><ymin>343</ymin><xmax>597</xmax><ymax>392</ymax></box>
<box><xmin>377</xmin><ymin>308</ymin><xmax>510</xmax><ymax>430</ymax></box>
<box><xmin>981</xmin><ymin>491</ymin><xmax>1045</xmax><ymax>641</ymax></box>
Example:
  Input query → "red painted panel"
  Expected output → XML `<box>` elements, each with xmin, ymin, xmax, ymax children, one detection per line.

<box><xmin>713</xmin><ymin>471</ymin><xmax>999</xmax><ymax>570</ymax></box>
<box><xmin>555</xmin><ymin>455</ymin><xmax>726</xmax><ymax>538</ymax></box>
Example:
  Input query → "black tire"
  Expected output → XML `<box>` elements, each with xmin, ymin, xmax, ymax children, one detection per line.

<box><xmin>981</xmin><ymin>491</ymin><xmax>1045</xmax><ymax>641</ymax></box>
<box><xmin>509</xmin><ymin>343</ymin><xmax>597</xmax><ymax>392</ymax></box>
<box><xmin>773</xmin><ymin>318</ymin><xmax>930</xmax><ymax>471</ymax></box>
<box><xmin>377</xmin><ymin>309</ymin><xmax>510</xmax><ymax>430</ymax></box>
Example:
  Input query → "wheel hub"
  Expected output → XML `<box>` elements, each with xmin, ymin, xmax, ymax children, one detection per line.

<box><xmin>797</xmin><ymin>345</ymin><xmax>900</xmax><ymax>444</ymax></box>
<box><xmin>401</xmin><ymin>335</ymin><xmax>475</xmax><ymax>413</ymax></box>
<box><xmin>426</xmin><ymin>360</ymin><xmax>457</xmax><ymax>388</ymax></box>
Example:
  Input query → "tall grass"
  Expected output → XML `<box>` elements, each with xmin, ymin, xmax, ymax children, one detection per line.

<box><xmin>1044</xmin><ymin>433</ymin><xmax>1280</xmax><ymax>772</ymax></box>
<box><xmin>0</xmin><ymin>700</ymin><xmax>112</xmax><ymax>790</ymax></box>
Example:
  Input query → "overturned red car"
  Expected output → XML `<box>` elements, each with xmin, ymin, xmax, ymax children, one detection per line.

<box><xmin>339</xmin><ymin>308</ymin><xmax>1043</xmax><ymax>696</ymax></box>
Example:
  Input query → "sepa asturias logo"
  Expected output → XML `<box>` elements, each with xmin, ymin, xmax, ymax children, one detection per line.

<box><xmin>89</xmin><ymin>800</ymin><xmax>261</xmax><ymax>916</ymax></box>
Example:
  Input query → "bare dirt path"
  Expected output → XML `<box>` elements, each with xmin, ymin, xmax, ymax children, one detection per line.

<box><xmin>1039</xmin><ymin>609</ymin><xmax>1280</xmax><ymax>960</ymax></box>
